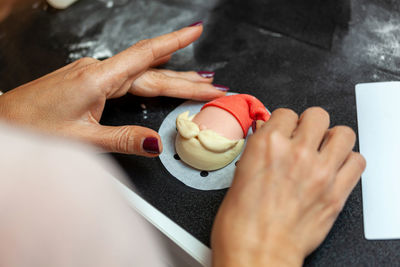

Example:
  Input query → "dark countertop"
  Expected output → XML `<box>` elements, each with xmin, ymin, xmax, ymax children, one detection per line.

<box><xmin>1</xmin><ymin>0</ymin><xmax>400</xmax><ymax>265</ymax></box>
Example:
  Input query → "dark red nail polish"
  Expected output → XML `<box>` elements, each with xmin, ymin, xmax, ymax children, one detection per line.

<box><xmin>197</xmin><ymin>71</ymin><xmax>215</xmax><ymax>78</ymax></box>
<box><xmin>213</xmin><ymin>84</ymin><xmax>229</xmax><ymax>92</ymax></box>
<box><xmin>252</xmin><ymin>120</ymin><xmax>257</xmax><ymax>133</ymax></box>
<box><xmin>188</xmin><ymin>21</ymin><xmax>203</xmax><ymax>27</ymax></box>
<box><xmin>143</xmin><ymin>137</ymin><xmax>160</xmax><ymax>154</ymax></box>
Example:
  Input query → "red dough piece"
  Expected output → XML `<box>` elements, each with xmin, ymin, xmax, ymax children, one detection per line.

<box><xmin>201</xmin><ymin>94</ymin><xmax>271</xmax><ymax>137</ymax></box>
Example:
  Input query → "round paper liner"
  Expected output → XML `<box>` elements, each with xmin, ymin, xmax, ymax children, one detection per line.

<box><xmin>158</xmin><ymin>94</ymin><xmax>252</xmax><ymax>191</ymax></box>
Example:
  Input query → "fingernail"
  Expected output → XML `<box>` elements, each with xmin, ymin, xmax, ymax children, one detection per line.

<box><xmin>143</xmin><ymin>137</ymin><xmax>160</xmax><ymax>154</ymax></box>
<box><xmin>252</xmin><ymin>120</ymin><xmax>257</xmax><ymax>133</ymax></box>
<box><xmin>197</xmin><ymin>71</ymin><xmax>215</xmax><ymax>78</ymax></box>
<box><xmin>213</xmin><ymin>84</ymin><xmax>229</xmax><ymax>92</ymax></box>
<box><xmin>188</xmin><ymin>21</ymin><xmax>203</xmax><ymax>27</ymax></box>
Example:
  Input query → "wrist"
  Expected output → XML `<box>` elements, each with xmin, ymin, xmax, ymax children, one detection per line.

<box><xmin>256</xmin><ymin>230</ymin><xmax>304</xmax><ymax>267</ymax></box>
<box><xmin>212</xmin><ymin>232</ymin><xmax>304</xmax><ymax>267</ymax></box>
<box><xmin>263</xmin><ymin>248</ymin><xmax>303</xmax><ymax>267</ymax></box>
<box><xmin>213</xmin><ymin>248</ymin><xmax>303</xmax><ymax>267</ymax></box>
<box><xmin>262</xmin><ymin>230</ymin><xmax>304</xmax><ymax>267</ymax></box>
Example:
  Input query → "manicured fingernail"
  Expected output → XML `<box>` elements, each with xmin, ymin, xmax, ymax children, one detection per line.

<box><xmin>188</xmin><ymin>21</ymin><xmax>203</xmax><ymax>27</ymax></box>
<box><xmin>213</xmin><ymin>84</ymin><xmax>229</xmax><ymax>92</ymax></box>
<box><xmin>197</xmin><ymin>71</ymin><xmax>215</xmax><ymax>78</ymax></box>
<box><xmin>143</xmin><ymin>137</ymin><xmax>160</xmax><ymax>154</ymax></box>
<box><xmin>252</xmin><ymin>120</ymin><xmax>257</xmax><ymax>133</ymax></box>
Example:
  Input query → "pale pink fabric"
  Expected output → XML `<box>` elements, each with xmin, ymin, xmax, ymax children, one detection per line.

<box><xmin>0</xmin><ymin>122</ymin><xmax>166</xmax><ymax>267</ymax></box>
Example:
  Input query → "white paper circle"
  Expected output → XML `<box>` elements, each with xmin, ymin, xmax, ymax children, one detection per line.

<box><xmin>158</xmin><ymin>95</ymin><xmax>251</xmax><ymax>191</ymax></box>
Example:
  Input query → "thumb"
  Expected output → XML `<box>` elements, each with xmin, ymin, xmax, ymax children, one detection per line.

<box><xmin>85</xmin><ymin>125</ymin><xmax>163</xmax><ymax>157</ymax></box>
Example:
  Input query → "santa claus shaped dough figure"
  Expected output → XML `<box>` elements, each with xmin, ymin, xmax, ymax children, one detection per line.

<box><xmin>175</xmin><ymin>94</ymin><xmax>271</xmax><ymax>171</ymax></box>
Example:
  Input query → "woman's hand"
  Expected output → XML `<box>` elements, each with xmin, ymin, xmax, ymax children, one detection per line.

<box><xmin>211</xmin><ymin>107</ymin><xmax>366</xmax><ymax>267</ymax></box>
<box><xmin>0</xmin><ymin>23</ymin><xmax>227</xmax><ymax>156</ymax></box>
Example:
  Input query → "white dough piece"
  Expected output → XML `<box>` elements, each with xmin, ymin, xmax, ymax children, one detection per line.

<box><xmin>47</xmin><ymin>0</ymin><xmax>79</xmax><ymax>9</ymax></box>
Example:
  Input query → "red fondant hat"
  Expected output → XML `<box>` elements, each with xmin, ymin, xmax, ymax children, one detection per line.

<box><xmin>201</xmin><ymin>94</ymin><xmax>271</xmax><ymax>137</ymax></box>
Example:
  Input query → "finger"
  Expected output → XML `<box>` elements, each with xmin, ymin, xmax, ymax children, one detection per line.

<box><xmin>98</xmin><ymin>24</ymin><xmax>203</xmax><ymax>86</ymax></box>
<box><xmin>255</xmin><ymin>108</ymin><xmax>298</xmax><ymax>138</ymax></box>
<box><xmin>332</xmin><ymin>152</ymin><xmax>366</xmax><ymax>204</ymax></box>
<box><xmin>293</xmin><ymin>107</ymin><xmax>330</xmax><ymax>150</ymax></box>
<box><xmin>239</xmin><ymin>109</ymin><xmax>296</xmax><ymax>172</ymax></box>
<box><xmin>105</xmin><ymin>67</ymin><xmax>214</xmax><ymax>100</ymax></box>
<box><xmin>130</xmin><ymin>70</ymin><xmax>227</xmax><ymax>100</ymax></box>
<box><xmin>236</xmin><ymin>128</ymin><xmax>290</xmax><ymax>180</ymax></box>
<box><xmin>82</xmin><ymin>124</ymin><xmax>163</xmax><ymax>157</ymax></box>
<box><xmin>150</xmin><ymin>55</ymin><xmax>172</xmax><ymax>67</ymax></box>
<box><xmin>154</xmin><ymin>69</ymin><xmax>214</xmax><ymax>83</ymax></box>
<box><xmin>320</xmin><ymin>126</ymin><xmax>356</xmax><ymax>170</ymax></box>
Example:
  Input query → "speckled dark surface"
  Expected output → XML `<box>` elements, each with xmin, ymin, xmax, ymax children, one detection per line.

<box><xmin>1</xmin><ymin>0</ymin><xmax>400</xmax><ymax>265</ymax></box>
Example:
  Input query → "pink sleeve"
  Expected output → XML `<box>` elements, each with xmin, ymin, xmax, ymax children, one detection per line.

<box><xmin>0</xmin><ymin>122</ymin><xmax>168</xmax><ymax>267</ymax></box>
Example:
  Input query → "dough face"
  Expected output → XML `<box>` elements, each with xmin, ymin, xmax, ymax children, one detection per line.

<box><xmin>175</xmin><ymin>111</ymin><xmax>244</xmax><ymax>171</ymax></box>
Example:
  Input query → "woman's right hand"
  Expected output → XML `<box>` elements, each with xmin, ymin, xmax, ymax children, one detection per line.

<box><xmin>211</xmin><ymin>107</ymin><xmax>366</xmax><ymax>267</ymax></box>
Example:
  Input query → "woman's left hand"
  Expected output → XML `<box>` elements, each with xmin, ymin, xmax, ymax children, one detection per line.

<box><xmin>0</xmin><ymin>23</ymin><xmax>227</xmax><ymax>156</ymax></box>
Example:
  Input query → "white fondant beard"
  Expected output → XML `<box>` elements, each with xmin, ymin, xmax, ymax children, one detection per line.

<box><xmin>175</xmin><ymin>111</ymin><xmax>244</xmax><ymax>171</ymax></box>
